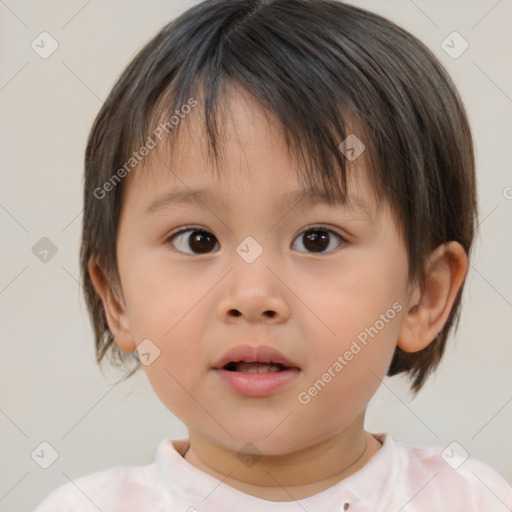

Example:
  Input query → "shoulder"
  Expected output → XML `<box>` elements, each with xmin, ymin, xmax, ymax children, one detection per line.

<box><xmin>388</xmin><ymin>436</ymin><xmax>512</xmax><ymax>511</ymax></box>
<box><xmin>33</xmin><ymin>462</ymin><xmax>169</xmax><ymax>512</ymax></box>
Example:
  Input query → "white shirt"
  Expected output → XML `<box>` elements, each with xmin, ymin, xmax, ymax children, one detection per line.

<box><xmin>34</xmin><ymin>433</ymin><xmax>512</xmax><ymax>511</ymax></box>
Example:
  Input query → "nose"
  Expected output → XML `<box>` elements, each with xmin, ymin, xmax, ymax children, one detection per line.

<box><xmin>218</xmin><ymin>267</ymin><xmax>290</xmax><ymax>324</ymax></box>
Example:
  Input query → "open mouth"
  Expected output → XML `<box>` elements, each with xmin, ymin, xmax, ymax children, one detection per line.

<box><xmin>215</xmin><ymin>356</ymin><xmax>301</xmax><ymax>397</ymax></box>
<box><xmin>223</xmin><ymin>361</ymin><xmax>292</xmax><ymax>373</ymax></box>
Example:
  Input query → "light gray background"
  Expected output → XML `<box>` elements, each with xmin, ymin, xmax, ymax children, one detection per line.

<box><xmin>1</xmin><ymin>1</ymin><xmax>511</xmax><ymax>510</ymax></box>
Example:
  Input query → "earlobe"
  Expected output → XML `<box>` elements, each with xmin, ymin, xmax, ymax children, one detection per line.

<box><xmin>87</xmin><ymin>258</ymin><xmax>137</xmax><ymax>353</ymax></box>
<box><xmin>397</xmin><ymin>241</ymin><xmax>468</xmax><ymax>353</ymax></box>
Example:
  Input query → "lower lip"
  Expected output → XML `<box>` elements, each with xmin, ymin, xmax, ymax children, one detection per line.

<box><xmin>212</xmin><ymin>368</ymin><xmax>300</xmax><ymax>398</ymax></box>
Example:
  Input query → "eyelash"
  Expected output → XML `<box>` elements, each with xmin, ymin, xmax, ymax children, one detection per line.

<box><xmin>165</xmin><ymin>224</ymin><xmax>346</xmax><ymax>255</ymax></box>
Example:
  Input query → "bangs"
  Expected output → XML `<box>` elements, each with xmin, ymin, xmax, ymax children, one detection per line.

<box><xmin>135</xmin><ymin>77</ymin><xmax>381</xmax><ymax>216</ymax></box>
<box><xmin>118</xmin><ymin>1</ymin><xmax>393</xmax><ymax>221</ymax></box>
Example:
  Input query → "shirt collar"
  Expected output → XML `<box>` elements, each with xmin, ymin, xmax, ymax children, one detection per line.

<box><xmin>156</xmin><ymin>432</ymin><xmax>396</xmax><ymax>511</ymax></box>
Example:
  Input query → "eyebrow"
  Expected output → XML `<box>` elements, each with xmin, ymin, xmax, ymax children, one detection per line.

<box><xmin>145</xmin><ymin>186</ymin><xmax>374</xmax><ymax>219</ymax></box>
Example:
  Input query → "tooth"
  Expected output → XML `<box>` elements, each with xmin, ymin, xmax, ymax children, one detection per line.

<box><xmin>235</xmin><ymin>362</ymin><xmax>282</xmax><ymax>373</ymax></box>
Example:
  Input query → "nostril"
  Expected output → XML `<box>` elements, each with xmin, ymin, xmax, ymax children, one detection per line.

<box><xmin>227</xmin><ymin>309</ymin><xmax>276</xmax><ymax>318</ymax></box>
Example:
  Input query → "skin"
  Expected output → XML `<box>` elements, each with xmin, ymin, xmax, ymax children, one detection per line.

<box><xmin>89</xmin><ymin>87</ymin><xmax>468</xmax><ymax>502</ymax></box>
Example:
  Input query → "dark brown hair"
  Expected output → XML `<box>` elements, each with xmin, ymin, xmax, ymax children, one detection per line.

<box><xmin>80</xmin><ymin>0</ymin><xmax>477</xmax><ymax>393</ymax></box>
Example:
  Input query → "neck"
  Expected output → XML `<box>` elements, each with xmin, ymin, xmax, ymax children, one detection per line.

<box><xmin>183</xmin><ymin>418</ymin><xmax>382</xmax><ymax>502</ymax></box>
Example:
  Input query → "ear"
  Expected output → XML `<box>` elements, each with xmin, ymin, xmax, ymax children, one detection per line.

<box><xmin>87</xmin><ymin>258</ymin><xmax>137</xmax><ymax>353</ymax></box>
<box><xmin>397</xmin><ymin>241</ymin><xmax>468</xmax><ymax>353</ymax></box>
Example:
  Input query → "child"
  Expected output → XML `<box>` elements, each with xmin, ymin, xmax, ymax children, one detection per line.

<box><xmin>35</xmin><ymin>0</ymin><xmax>512</xmax><ymax>510</ymax></box>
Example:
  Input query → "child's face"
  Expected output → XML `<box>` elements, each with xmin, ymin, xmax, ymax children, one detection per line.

<box><xmin>113</xmin><ymin>89</ymin><xmax>413</xmax><ymax>454</ymax></box>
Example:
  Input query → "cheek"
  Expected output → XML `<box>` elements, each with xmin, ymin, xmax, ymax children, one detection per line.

<box><xmin>119</xmin><ymin>250</ymin><xmax>212</xmax><ymax>390</ymax></box>
<box><xmin>120</xmin><ymin>249</ymin><xmax>208</xmax><ymax>339</ymax></box>
<box><xmin>295</xmin><ymin>319</ymin><xmax>400</xmax><ymax>432</ymax></box>
<box><xmin>293</xmin><ymin>247</ymin><xmax>406</xmax><ymax>396</ymax></box>
<box><xmin>137</xmin><ymin>317</ymin><xmax>209</xmax><ymax>426</ymax></box>
<box><xmin>143</xmin><ymin>352</ymin><xmax>198</xmax><ymax>413</ymax></box>
<box><xmin>298</xmin><ymin>254</ymin><xmax>405</xmax><ymax>348</ymax></box>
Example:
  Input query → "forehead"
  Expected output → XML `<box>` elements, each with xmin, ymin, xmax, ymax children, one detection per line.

<box><xmin>123</xmin><ymin>88</ymin><xmax>380</xmax><ymax>221</ymax></box>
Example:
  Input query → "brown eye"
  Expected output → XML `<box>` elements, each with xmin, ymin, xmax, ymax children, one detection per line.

<box><xmin>169</xmin><ymin>228</ymin><xmax>219</xmax><ymax>254</ymax></box>
<box><xmin>167</xmin><ymin>226</ymin><xmax>343</xmax><ymax>255</ymax></box>
<box><xmin>292</xmin><ymin>227</ymin><xmax>343</xmax><ymax>254</ymax></box>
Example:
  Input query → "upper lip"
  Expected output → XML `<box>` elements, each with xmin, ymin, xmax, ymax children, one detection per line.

<box><xmin>212</xmin><ymin>344</ymin><xmax>300</xmax><ymax>369</ymax></box>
